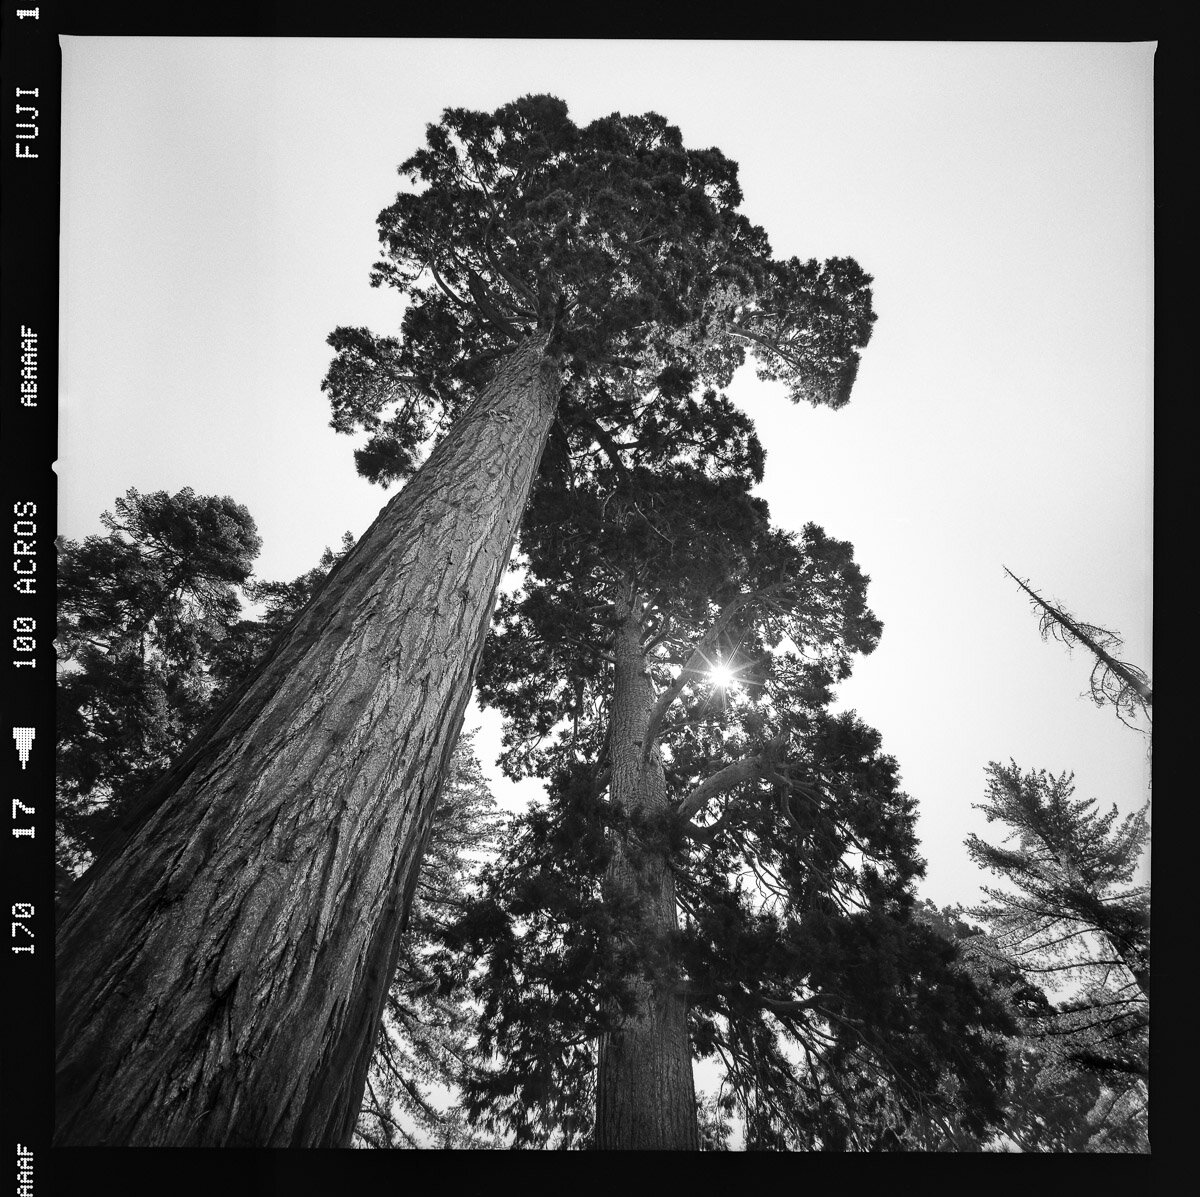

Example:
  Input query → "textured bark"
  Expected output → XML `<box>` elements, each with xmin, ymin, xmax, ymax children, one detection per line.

<box><xmin>594</xmin><ymin>590</ymin><xmax>699</xmax><ymax>1150</ymax></box>
<box><xmin>54</xmin><ymin>337</ymin><xmax>560</xmax><ymax>1146</ymax></box>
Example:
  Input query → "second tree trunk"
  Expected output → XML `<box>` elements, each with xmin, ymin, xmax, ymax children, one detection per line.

<box><xmin>594</xmin><ymin>590</ymin><xmax>698</xmax><ymax>1149</ymax></box>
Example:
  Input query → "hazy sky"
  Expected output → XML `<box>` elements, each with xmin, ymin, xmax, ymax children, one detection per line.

<box><xmin>59</xmin><ymin>38</ymin><xmax>1154</xmax><ymax>908</ymax></box>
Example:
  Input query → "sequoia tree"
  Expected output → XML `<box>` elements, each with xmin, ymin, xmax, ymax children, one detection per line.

<box><xmin>435</xmin><ymin>405</ymin><xmax>1008</xmax><ymax>1149</ymax></box>
<box><xmin>55</xmin><ymin>95</ymin><xmax>873</xmax><ymax>1146</ymax></box>
<box><xmin>57</xmin><ymin>500</ymin><xmax>361</xmax><ymax>900</ymax></box>
<box><xmin>55</xmin><ymin>494</ymin><xmax>503</xmax><ymax>1147</ymax></box>
<box><xmin>51</xmin><ymin>355</ymin><xmax>557</xmax><ymax>1146</ymax></box>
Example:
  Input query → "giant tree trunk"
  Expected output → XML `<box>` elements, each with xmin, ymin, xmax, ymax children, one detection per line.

<box><xmin>54</xmin><ymin>336</ymin><xmax>560</xmax><ymax>1146</ymax></box>
<box><xmin>594</xmin><ymin>590</ymin><xmax>698</xmax><ymax>1150</ymax></box>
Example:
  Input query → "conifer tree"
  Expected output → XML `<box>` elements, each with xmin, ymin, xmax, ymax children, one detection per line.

<box><xmin>353</xmin><ymin>733</ymin><xmax>509</xmax><ymax>1149</ymax></box>
<box><xmin>433</xmin><ymin>403</ymin><xmax>1009</xmax><ymax>1149</ymax></box>
<box><xmin>318</xmin><ymin>99</ymin><xmax>873</xmax><ymax>1148</ymax></box>
<box><xmin>912</xmin><ymin>900</ymin><xmax>1147</xmax><ymax>1152</ymax></box>
<box><xmin>56</xmin><ymin>498</ymin><xmax>500</xmax><ymax>1148</ymax></box>
<box><xmin>982</xmin><ymin>572</ymin><xmax>1151</xmax><ymax>1149</ymax></box>
<box><xmin>55</xmin><ymin>95</ymin><xmax>874</xmax><ymax>1147</ymax></box>
<box><xmin>55</xmin><ymin>488</ymin><xmax>261</xmax><ymax>891</ymax></box>
<box><xmin>966</xmin><ymin>763</ymin><xmax>1149</xmax><ymax>1085</ymax></box>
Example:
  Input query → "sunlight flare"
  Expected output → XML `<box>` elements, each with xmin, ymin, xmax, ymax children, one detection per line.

<box><xmin>708</xmin><ymin>661</ymin><xmax>740</xmax><ymax>690</ymax></box>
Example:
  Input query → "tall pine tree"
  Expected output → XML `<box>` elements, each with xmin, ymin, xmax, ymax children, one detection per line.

<box><xmin>966</xmin><ymin>763</ymin><xmax>1149</xmax><ymax>1107</ymax></box>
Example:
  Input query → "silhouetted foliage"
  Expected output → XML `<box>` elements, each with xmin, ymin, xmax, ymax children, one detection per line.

<box><xmin>913</xmin><ymin>900</ymin><xmax>1147</xmax><ymax>1152</ymax></box>
<box><xmin>967</xmin><ymin>763</ymin><xmax>1149</xmax><ymax>1070</ymax></box>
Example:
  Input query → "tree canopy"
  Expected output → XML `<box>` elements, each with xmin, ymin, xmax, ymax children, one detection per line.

<box><xmin>323</xmin><ymin>94</ymin><xmax>876</xmax><ymax>488</ymax></box>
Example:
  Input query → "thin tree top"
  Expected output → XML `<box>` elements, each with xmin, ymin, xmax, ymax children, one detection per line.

<box><xmin>1003</xmin><ymin>567</ymin><xmax>1152</xmax><ymax>724</ymax></box>
<box><xmin>323</xmin><ymin>95</ymin><xmax>877</xmax><ymax>485</ymax></box>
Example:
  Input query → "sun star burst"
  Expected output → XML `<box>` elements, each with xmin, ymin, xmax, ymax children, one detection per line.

<box><xmin>709</xmin><ymin>661</ymin><xmax>739</xmax><ymax>690</ymax></box>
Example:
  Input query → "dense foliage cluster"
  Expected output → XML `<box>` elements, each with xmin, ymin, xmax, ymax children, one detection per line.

<box><xmin>322</xmin><ymin>94</ymin><xmax>875</xmax><ymax>489</ymax></box>
<box><xmin>55</xmin><ymin>488</ymin><xmax>261</xmax><ymax>890</ymax></box>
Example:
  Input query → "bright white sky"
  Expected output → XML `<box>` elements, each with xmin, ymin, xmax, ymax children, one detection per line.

<box><xmin>59</xmin><ymin>39</ymin><xmax>1153</xmax><ymax>909</ymax></box>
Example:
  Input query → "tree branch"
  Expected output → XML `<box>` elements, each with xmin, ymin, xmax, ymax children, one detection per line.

<box><xmin>675</xmin><ymin>753</ymin><xmax>771</xmax><ymax>824</ymax></box>
<box><xmin>754</xmin><ymin>991</ymin><xmax>837</xmax><ymax>1016</ymax></box>
<box><xmin>479</xmin><ymin>204</ymin><xmax>541</xmax><ymax>312</ymax></box>
<box><xmin>465</xmin><ymin>268</ymin><xmax>523</xmax><ymax>340</ymax></box>
<box><xmin>681</xmin><ymin>801</ymin><xmax>739</xmax><ymax>844</ymax></box>
<box><xmin>573</xmin><ymin>411</ymin><xmax>632</xmax><ymax>481</ymax></box>
<box><xmin>722</xmin><ymin>319</ymin><xmax>807</xmax><ymax>372</ymax></box>
<box><xmin>426</xmin><ymin>260</ymin><xmax>472</xmax><ymax>312</ymax></box>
